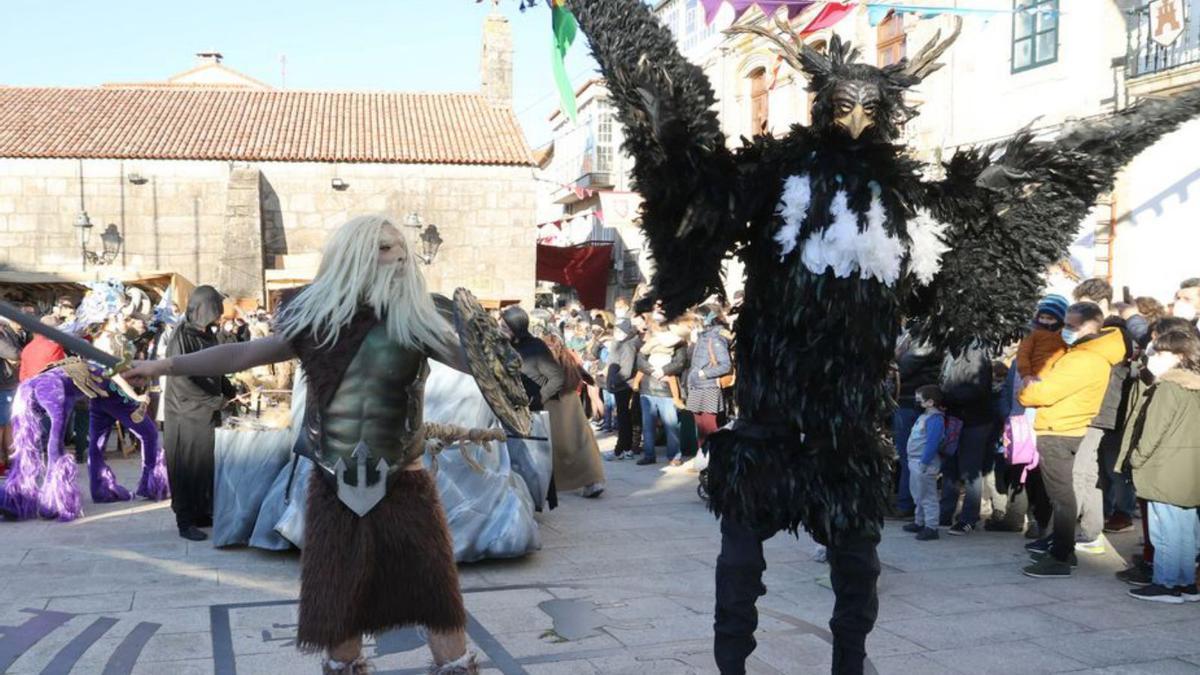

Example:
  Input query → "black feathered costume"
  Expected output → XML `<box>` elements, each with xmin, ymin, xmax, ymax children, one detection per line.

<box><xmin>564</xmin><ymin>0</ymin><xmax>1200</xmax><ymax>671</ymax></box>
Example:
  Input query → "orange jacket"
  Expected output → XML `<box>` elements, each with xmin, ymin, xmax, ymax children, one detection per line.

<box><xmin>1018</xmin><ymin>328</ymin><xmax>1126</xmax><ymax>436</ymax></box>
<box><xmin>1016</xmin><ymin>328</ymin><xmax>1066</xmax><ymax>379</ymax></box>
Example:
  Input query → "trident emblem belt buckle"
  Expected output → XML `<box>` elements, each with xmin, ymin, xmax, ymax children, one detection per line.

<box><xmin>334</xmin><ymin>440</ymin><xmax>389</xmax><ymax>516</ymax></box>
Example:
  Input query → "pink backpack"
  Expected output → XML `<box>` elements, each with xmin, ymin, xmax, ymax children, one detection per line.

<box><xmin>1004</xmin><ymin>413</ymin><xmax>1039</xmax><ymax>483</ymax></box>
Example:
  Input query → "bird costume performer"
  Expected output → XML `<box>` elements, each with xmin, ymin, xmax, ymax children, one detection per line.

<box><xmin>125</xmin><ymin>215</ymin><xmax>531</xmax><ymax>675</ymax></box>
<box><xmin>559</xmin><ymin>0</ymin><xmax>1200</xmax><ymax>671</ymax></box>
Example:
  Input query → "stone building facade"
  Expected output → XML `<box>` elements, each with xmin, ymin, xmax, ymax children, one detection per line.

<box><xmin>0</xmin><ymin>13</ymin><xmax>537</xmax><ymax>307</ymax></box>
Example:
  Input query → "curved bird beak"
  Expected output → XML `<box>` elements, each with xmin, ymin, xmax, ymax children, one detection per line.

<box><xmin>837</xmin><ymin>104</ymin><xmax>874</xmax><ymax>140</ymax></box>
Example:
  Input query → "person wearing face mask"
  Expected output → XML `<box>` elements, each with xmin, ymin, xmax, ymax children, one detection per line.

<box><xmin>604</xmin><ymin>318</ymin><xmax>641</xmax><ymax>460</ymax></box>
<box><xmin>1018</xmin><ymin>302</ymin><xmax>1126</xmax><ymax>578</ymax></box>
<box><xmin>1114</xmin><ymin>330</ymin><xmax>1200</xmax><ymax>604</ymax></box>
<box><xmin>1170</xmin><ymin>300</ymin><xmax>1196</xmax><ymax>322</ymax></box>
<box><xmin>1112</xmin><ymin>318</ymin><xmax>1200</xmax><ymax>585</ymax></box>
<box><xmin>635</xmin><ymin>313</ymin><xmax>688</xmax><ymax>466</ymax></box>
<box><xmin>1171</xmin><ymin>278</ymin><xmax>1199</xmax><ymax>325</ymax></box>
<box><xmin>901</xmin><ymin>385</ymin><xmax>948</xmax><ymax>541</ymax></box>
<box><xmin>685</xmin><ymin>305</ymin><xmax>732</xmax><ymax>457</ymax></box>
<box><xmin>1015</xmin><ymin>295</ymin><xmax>1069</xmax><ymax>388</ymax></box>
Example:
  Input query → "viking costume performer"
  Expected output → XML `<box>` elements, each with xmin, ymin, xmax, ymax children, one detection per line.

<box><xmin>125</xmin><ymin>215</ymin><xmax>521</xmax><ymax>674</ymax></box>
<box><xmin>560</xmin><ymin>0</ymin><xmax>1200</xmax><ymax>671</ymax></box>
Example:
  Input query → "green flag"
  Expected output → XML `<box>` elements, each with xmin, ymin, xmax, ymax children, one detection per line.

<box><xmin>551</xmin><ymin>0</ymin><xmax>578</xmax><ymax>123</ymax></box>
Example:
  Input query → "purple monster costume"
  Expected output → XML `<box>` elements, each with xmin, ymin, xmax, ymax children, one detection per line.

<box><xmin>1</xmin><ymin>359</ymin><xmax>170</xmax><ymax>522</ymax></box>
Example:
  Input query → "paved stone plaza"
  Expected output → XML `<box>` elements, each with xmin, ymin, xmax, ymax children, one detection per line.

<box><xmin>2</xmin><ymin>437</ymin><xmax>1199</xmax><ymax>674</ymax></box>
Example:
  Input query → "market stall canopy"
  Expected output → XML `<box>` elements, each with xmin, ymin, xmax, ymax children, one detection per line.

<box><xmin>0</xmin><ymin>269</ymin><xmax>195</xmax><ymax>308</ymax></box>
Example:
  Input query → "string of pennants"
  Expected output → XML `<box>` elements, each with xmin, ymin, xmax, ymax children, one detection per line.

<box><xmin>491</xmin><ymin>0</ymin><xmax>1058</xmax><ymax>127</ymax></box>
<box><xmin>698</xmin><ymin>1</ymin><xmax>1059</xmax><ymax>30</ymax></box>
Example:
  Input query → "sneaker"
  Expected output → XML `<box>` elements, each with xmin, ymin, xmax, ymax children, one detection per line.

<box><xmin>1103</xmin><ymin>513</ymin><xmax>1135</xmax><ymax>533</ymax></box>
<box><xmin>668</xmin><ymin>458</ymin><xmax>683</xmax><ymax>467</ymax></box>
<box><xmin>1024</xmin><ymin>524</ymin><xmax>1045</xmax><ymax>540</ymax></box>
<box><xmin>1116</xmin><ymin>565</ymin><xmax>1154</xmax><ymax>587</ymax></box>
<box><xmin>1025</xmin><ymin>536</ymin><xmax>1052</xmax><ymax>554</ymax></box>
<box><xmin>1022</xmin><ymin>556</ymin><xmax>1073</xmax><ymax>579</ymax></box>
<box><xmin>915</xmin><ymin>527</ymin><xmax>940</xmax><ymax>541</ymax></box>
<box><xmin>1177</xmin><ymin>584</ymin><xmax>1200</xmax><ymax>602</ymax></box>
<box><xmin>1030</xmin><ymin>550</ymin><xmax>1078</xmax><ymax>567</ymax></box>
<box><xmin>902</xmin><ymin>523</ymin><xmax>923</xmax><ymax>533</ymax></box>
<box><xmin>947</xmin><ymin>522</ymin><xmax>974</xmax><ymax>536</ymax></box>
<box><xmin>581</xmin><ymin>482</ymin><xmax>605</xmax><ymax>498</ymax></box>
<box><xmin>635</xmin><ymin>457</ymin><xmax>657</xmax><ymax>466</ymax></box>
<box><xmin>1128</xmin><ymin>584</ymin><xmax>1183</xmax><ymax>604</ymax></box>
<box><xmin>1075</xmin><ymin>536</ymin><xmax>1106</xmax><ymax>556</ymax></box>
<box><xmin>604</xmin><ymin>451</ymin><xmax>625</xmax><ymax>462</ymax></box>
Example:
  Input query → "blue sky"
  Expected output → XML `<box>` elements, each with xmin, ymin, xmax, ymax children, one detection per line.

<box><xmin>0</xmin><ymin>0</ymin><xmax>600</xmax><ymax>147</ymax></box>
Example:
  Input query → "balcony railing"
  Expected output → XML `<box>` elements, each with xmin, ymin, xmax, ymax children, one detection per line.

<box><xmin>1128</xmin><ymin>0</ymin><xmax>1200</xmax><ymax>79</ymax></box>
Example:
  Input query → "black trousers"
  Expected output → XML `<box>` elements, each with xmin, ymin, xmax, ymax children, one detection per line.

<box><xmin>1003</xmin><ymin>466</ymin><xmax>1052</xmax><ymax>530</ymax></box>
<box><xmin>163</xmin><ymin>415</ymin><xmax>217</xmax><ymax>529</ymax></box>
<box><xmin>613</xmin><ymin>389</ymin><xmax>634</xmax><ymax>455</ymax></box>
<box><xmin>714</xmin><ymin>518</ymin><xmax>880</xmax><ymax>674</ymax></box>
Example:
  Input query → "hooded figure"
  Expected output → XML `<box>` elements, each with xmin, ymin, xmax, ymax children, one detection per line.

<box><xmin>163</xmin><ymin>285</ymin><xmax>232</xmax><ymax>541</ymax></box>
<box><xmin>501</xmin><ymin>306</ymin><xmax>564</xmax><ymax>412</ymax></box>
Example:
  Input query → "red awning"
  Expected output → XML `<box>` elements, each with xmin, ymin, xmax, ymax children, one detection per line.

<box><xmin>536</xmin><ymin>243</ymin><xmax>613</xmax><ymax>310</ymax></box>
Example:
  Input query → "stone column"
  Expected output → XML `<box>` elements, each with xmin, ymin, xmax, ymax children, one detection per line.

<box><xmin>217</xmin><ymin>167</ymin><xmax>265</xmax><ymax>303</ymax></box>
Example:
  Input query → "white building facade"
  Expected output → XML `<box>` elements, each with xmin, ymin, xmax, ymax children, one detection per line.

<box><xmin>654</xmin><ymin>0</ymin><xmax>1200</xmax><ymax>303</ymax></box>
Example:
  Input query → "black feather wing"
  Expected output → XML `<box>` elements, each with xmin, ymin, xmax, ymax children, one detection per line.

<box><xmin>570</xmin><ymin>0</ymin><xmax>738</xmax><ymax>317</ymax></box>
<box><xmin>912</xmin><ymin>88</ymin><xmax>1200</xmax><ymax>354</ymax></box>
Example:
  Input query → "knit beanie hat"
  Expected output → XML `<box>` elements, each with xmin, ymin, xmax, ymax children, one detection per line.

<box><xmin>1036</xmin><ymin>294</ymin><xmax>1069</xmax><ymax>322</ymax></box>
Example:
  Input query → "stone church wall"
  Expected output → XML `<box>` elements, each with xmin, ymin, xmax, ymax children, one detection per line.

<box><xmin>0</xmin><ymin>158</ymin><xmax>537</xmax><ymax>306</ymax></box>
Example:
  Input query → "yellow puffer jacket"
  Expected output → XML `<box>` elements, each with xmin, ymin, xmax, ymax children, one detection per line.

<box><xmin>1018</xmin><ymin>327</ymin><xmax>1126</xmax><ymax>436</ymax></box>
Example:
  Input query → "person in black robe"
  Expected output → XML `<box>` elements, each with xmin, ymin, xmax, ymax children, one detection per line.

<box><xmin>163</xmin><ymin>286</ymin><xmax>232</xmax><ymax>541</ymax></box>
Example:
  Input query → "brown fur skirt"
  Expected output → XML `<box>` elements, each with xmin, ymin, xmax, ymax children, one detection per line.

<box><xmin>296</xmin><ymin>469</ymin><xmax>467</xmax><ymax>652</ymax></box>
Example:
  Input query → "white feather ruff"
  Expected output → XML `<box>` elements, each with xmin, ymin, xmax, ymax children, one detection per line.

<box><xmin>856</xmin><ymin>192</ymin><xmax>905</xmax><ymax>285</ymax></box>
<box><xmin>907</xmin><ymin>211</ymin><xmax>950</xmax><ymax>285</ymax></box>
<box><xmin>800</xmin><ymin>189</ymin><xmax>904</xmax><ymax>286</ymax></box>
<box><xmin>774</xmin><ymin>174</ymin><xmax>811</xmax><ymax>260</ymax></box>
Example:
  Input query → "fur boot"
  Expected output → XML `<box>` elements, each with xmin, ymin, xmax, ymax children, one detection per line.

<box><xmin>321</xmin><ymin>655</ymin><xmax>370</xmax><ymax>675</ymax></box>
<box><xmin>428</xmin><ymin>651</ymin><xmax>478</xmax><ymax>675</ymax></box>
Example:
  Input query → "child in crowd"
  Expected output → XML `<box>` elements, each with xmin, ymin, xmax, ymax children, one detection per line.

<box><xmin>1118</xmin><ymin>329</ymin><xmax>1200</xmax><ymax>604</ymax></box>
<box><xmin>1016</xmin><ymin>294</ymin><xmax>1069</xmax><ymax>387</ymax></box>
<box><xmin>903</xmin><ymin>385</ymin><xmax>947</xmax><ymax>541</ymax></box>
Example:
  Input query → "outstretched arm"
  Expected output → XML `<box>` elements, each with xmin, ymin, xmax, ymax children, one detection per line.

<box><xmin>911</xmin><ymin>88</ymin><xmax>1200</xmax><ymax>354</ymax></box>
<box><xmin>123</xmin><ymin>335</ymin><xmax>295</xmax><ymax>384</ymax></box>
<box><xmin>569</xmin><ymin>0</ymin><xmax>738</xmax><ymax>316</ymax></box>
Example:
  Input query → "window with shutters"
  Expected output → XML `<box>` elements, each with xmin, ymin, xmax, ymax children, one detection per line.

<box><xmin>749</xmin><ymin>67</ymin><xmax>769</xmax><ymax>135</ymax></box>
<box><xmin>876</xmin><ymin>13</ymin><xmax>906</xmax><ymax>67</ymax></box>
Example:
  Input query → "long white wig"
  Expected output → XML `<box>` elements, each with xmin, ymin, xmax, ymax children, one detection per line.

<box><xmin>276</xmin><ymin>214</ymin><xmax>456</xmax><ymax>359</ymax></box>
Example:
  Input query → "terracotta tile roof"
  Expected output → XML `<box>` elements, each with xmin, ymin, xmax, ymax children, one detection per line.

<box><xmin>0</xmin><ymin>86</ymin><xmax>532</xmax><ymax>166</ymax></box>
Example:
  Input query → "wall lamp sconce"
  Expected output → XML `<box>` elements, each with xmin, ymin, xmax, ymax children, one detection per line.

<box><xmin>127</xmin><ymin>173</ymin><xmax>148</xmax><ymax>185</ymax></box>
<box><xmin>331</xmin><ymin>177</ymin><xmax>349</xmax><ymax>191</ymax></box>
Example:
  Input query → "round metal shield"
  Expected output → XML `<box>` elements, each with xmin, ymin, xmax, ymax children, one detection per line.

<box><xmin>451</xmin><ymin>288</ymin><xmax>533</xmax><ymax>437</ymax></box>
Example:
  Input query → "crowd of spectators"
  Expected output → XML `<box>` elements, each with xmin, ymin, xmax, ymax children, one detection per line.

<box><xmin>890</xmin><ymin>276</ymin><xmax>1200</xmax><ymax>604</ymax></box>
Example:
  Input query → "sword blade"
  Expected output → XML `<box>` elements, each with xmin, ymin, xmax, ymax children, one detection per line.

<box><xmin>0</xmin><ymin>299</ymin><xmax>120</xmax><ymax>369</ymax></box>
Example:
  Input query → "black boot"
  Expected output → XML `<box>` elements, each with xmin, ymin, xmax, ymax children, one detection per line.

<box><xmin>178</xmin><ymin>525</ymin><xmax>208</xmax><ymax>541</ymax></box>
<box><xmin>713</xmin><ymin>519</ymin><xmax>772</xmax><ymax>674</ymax></box>
<box><xmin>826</xmin><ymin>530</ymin><xmax>881</xmax><ymax>675</ymax></box>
